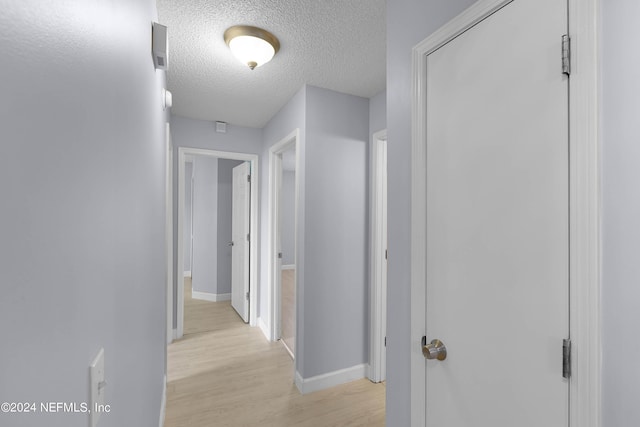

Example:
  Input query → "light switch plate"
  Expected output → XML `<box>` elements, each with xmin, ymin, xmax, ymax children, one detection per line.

<box><xmin>90</xmin><ymin>348</ymin><xmax>105</xmax><ymax>427</ymax></box>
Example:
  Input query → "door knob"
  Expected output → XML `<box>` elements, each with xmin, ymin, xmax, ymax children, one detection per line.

<box><xmin>422</xmin><ymin>337</ymin><xmax>447</xmax><ymax>361</ymax></box>
<box><xmin>228</xmin><ymin>241</ymin><xmax>234</xmax><ymax>246</ymax></box>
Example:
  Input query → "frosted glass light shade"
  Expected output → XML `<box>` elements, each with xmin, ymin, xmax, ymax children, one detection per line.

<box><xmin>224</xmin><ymin>26</ymin><xmax>280</xmax><ymax>70</ymax></box>
<box><xmin>229</xmin><ymin>36</ymin><xmax>275</xmax><ymax>69</ymax></box>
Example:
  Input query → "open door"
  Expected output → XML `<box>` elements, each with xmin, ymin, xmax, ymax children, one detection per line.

<box><xmin>231</xmin><ymin>162</ymin><xmax>250</xmax><ymax>322</ymax></box>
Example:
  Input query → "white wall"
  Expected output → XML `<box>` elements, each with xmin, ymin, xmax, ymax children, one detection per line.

<box><xmin>386</xmin><ymin>0</ymin><xmax>478</xmax><ymax>424</ymax></box>
<box><xmin>0</xmin><ymin>1</ymin><xmax>167</xmax><ymax>426</ymax></box>
<box><xmin>191</xmin><ymin>157</ymin><xmax>218</xmax><ymax>294</ymax></box>
<box><xmin>602</xmin><ymin>1</ymin><xmax>640</xmax><ymax>425</ymax></box>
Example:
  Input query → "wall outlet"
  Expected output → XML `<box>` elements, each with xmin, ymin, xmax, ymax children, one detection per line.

<box><xmin>90</xmin><ymin>348</ymin><xmax>105</xmax><ymax>427</ymax></box>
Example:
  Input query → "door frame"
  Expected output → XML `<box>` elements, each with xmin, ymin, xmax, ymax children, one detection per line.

<box><xmin>409</xmin><ymin>0</ymin><xmax>601</xmax><ymax>426</ymax></box>
<box><xmin>369</xmin><ymin>129</ymin><xmax>387</xmax><ymax>383</ymax></box>
<box><xmin>175</xmin><ymin>147</ymin><xmax>259</xmax><ymax>339</ymax></box>
<box><xmin>267</xmin><ymin>129</ymin><xmax>300</xmax><ymax>344</ymax></box>
<box><xmin>165</xmin><ymin>123</ymin><xmax>173</xmax><ymax>345</ymax></box>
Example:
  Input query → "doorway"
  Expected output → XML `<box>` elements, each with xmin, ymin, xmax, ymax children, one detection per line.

<box><xmin>268</xmin><ymin>130</ymin><xmax>299</xmax><ymax>360</ymax></box>
<box><xmin>175</xmin><ymin>148</ymin><xmax>259</xmax><ymax>339</ymax></box>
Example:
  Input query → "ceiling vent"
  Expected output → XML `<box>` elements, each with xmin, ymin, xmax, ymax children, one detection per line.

<box><xmin>216</xmin><ymin>121</ymin><xmax>227</xmax><ymax>133</ymax></box>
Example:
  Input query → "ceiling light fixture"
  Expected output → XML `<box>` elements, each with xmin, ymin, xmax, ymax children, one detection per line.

<box><xmin>224</xmin><ymin>25</ymin><xmax>280</xmax><ymax>70</ymax></box>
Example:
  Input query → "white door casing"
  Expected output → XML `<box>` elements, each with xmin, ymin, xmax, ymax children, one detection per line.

<box><xmin>275</xmin><ymin>152</ymin><xmax>283</xmax><ymax>338</ymax></box>
<box><xmin>268</xmin><ymin>129</ymin><xmax>299</xmax><ymax>344</ymax></box>
<box><xmin>370</xmin><ymin>129</ymin><xmax>388</xmax><ymax>383</ymax></box>
<box><xmin>410</xmin><ymin>0</ymin><xmax>601</xmax><ymax>426</ymax></box>
<box><xmin>231</xmin><ymin>162</ymin><xmax>251</xmax><ymax>322</ymax></box>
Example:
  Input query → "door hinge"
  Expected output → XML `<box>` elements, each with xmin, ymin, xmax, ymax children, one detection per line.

<box><xmin>563</xmin><ymin>338</ymin><xmax>572</xmax><ymax>379</ymax></box>
<box><xmin>247</xmin><ymin>233</ymin><xmax>250</xmax><ymax>242</ymax></box>
<box><xmin>247</xmin><ymin>174</ymin><xmax>251</xmax><ymax>183</ymax></box>
<box><xmin>278</xmin><ymin>252</ymin><xmax>282</xmax><ymax>259</ymax></box>
<box><xmin>384</xmin><ymin>336</ymin><xmax>387</xmax><ymax>347</ymax></box>
<box><xmin>246</xmin><ymin>291</ymin><xmax>250</xmax><ymax>300</ymax></box>
<box><xmin>562</xmin><ymin>34</ymin><xmax>571</xmax><ymax>76</ymax></box>
<box><xmin>385</xmin><ymin>249</ymin><xmax>388</xmax><ymax>260</ymax></box>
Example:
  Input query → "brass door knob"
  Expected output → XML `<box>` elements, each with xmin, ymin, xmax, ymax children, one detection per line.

<box><xmin>422</xmin><ymin>338</ymin><xmax>447</xmax><ymax>361</ymax></box>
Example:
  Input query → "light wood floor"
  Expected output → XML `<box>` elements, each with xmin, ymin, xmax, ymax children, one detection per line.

<box><xmin>281</xmin><ymin>268</ymin><xmax>295</xmax><ymax>356</ymax></box>
<box><xmin>166</xmin><ymin>278</ymin><xmax>385</xmax><ymax>427</ymax></box>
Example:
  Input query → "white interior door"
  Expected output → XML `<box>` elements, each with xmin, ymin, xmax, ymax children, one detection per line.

<box><xmin>424</xmin><ymin>0</ymin><xmax>569</xmax><ymax>425</ymax></box>
<box><xmin>231</xmin><ymin>162</ymin><xmax>250</xmax><ymax>322</ymax></box>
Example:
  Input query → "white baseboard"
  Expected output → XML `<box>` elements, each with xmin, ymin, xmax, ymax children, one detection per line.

<box><xmin>183</xmin><ymin>270</ymin><xmax>191</xmax><ymax>278</ymax></box>
<box><xmin>282</xmin><ymin>264</ymin><xmax>295</xmax><ymax>270</ymax></box>
<box><xmin>257</xmin><ymin>317</ymin><xmax>271</xmax><ymax>341</ymax></box>
<box><xmin>191</xmin><ymin>291</ymin><xmax>231</xmax><ymax>302</ymax></box>
<box><xmin>159</xmin><ymin>374</ymin><xmax>166</xmax><ymax>427</ymax></box>
<box><xmin>294</xmin><ymin>364</ymin><xmax>367</xmax><ymax>395</ymax></box>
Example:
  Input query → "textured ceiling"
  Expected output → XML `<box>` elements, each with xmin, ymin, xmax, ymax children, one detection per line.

<box><xmin>157</xmin><ymin>0</ymin><xmax>386</xmax><ymax>128</ymax></box>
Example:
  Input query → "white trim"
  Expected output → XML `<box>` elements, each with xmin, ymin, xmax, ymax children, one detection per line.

<box><xmin>409</xmin><ymin>1</ymin><xmax>601</xmax><ymax>426</ymax></box>
<box><xmin>176</xmin><ymin>148</ymin><xmax>259</xmax><ymax>339</ymax></box>
<box><xmin>281</xmin><ymin>340</ymin><xmax>295</xmax><ymax>360</ymax></box>
<box><xmin>172</xmin><ymin>329</ymin><xmax>178</xmax><ymax>341</ymax></box>
<box><xmin>159</xmin><ymin>374</ymin><xmax>166</xmax><ymax>427</ymax></box>
<box><xmin>268</xmin><ymin>129</ymin><xmax>300</xmax><ymax>347</ymax></box>
<box><xmin>282</xmin><ymin>264</ymin><xmax>295</xmax><ymax>270</ymax></box>
<box><xmin>191</xmin><ymin>291</ymin><xmax>231</xmax><ymax>302</ymax></box>
<box><xmin>183</xmin><ymin>270</ymin><xmax>191</xmax><ymax>278</ymax></box>
<box><xmin>257</xmin><ymin>317</ymin><xmax>271</xmax><ymax>341</ymax></box>
<box><xmin>165</xmin><ymin>123</ymin><xmax>174</xmax><ymax>346</ymax></box>
<box><xmin>568</xmin><ymin>0</ymin><xmax>601</xmax><ymax>425</ymax></box>
<box><xmin>294</xmin><ymin>364</ymin><xmax>367</xmax><ymax>395</ymax></box>
<box><xmin>369</xmin><ymin>129</ymin><xmax>387</xmax><ymax>384</ymax></box>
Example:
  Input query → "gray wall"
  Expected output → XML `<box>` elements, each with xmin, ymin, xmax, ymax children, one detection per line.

<box><xmin>184</xmin><ymin>161</ymin><xmax>193</xmax><ymax>273</ymax></box>
<box><xmin>369</xmin><ymin>90</ymin><xmax>387</xmax><ymax>137</ymax></box>
<box><xmin>217</xmin><ymin>159</ymin><xmax>245</xmax><ymax>294</ymax></box>
<box><xmin>303</xmin><ymin>85</ymin><xmax>369</xmax><ymax>378</ymax></box>
<box><xmin>602</xmin><ymin>1</ymin><xmax>640</xmax><ymax>425</ymax></box>
<box><xmin>191</xmin><ymin>157</ymin><xmax>219</xmax><ymax>294</ymax></box>
<box><xmin>386</xmin><ymin>0</ymin><xmax>478</xmax><ymax>424</ymax></box>
<box><xmin>170</xmin><ymin>115</ymin><xmax>262</xmax><ymax>327</ymax></box>
<box><xmin>261</xmin><ymin>85</ymin><xmax>370</xmax><ymax>380</ymax></box>
<box><xmin>0</xmin><ymin>1</ymin><xmax>167</xmax><ymax>426</ymax></box>
<box><xmin>281</xmin><ymin>170</ymin><xmax>296</xmax><ymax>265</ymax></box>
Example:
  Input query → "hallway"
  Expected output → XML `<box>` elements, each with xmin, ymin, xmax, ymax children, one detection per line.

<box><xmin>165</xmin><ymin>279</ymin><xmax>385</xmax><ymax>426</ymax></box>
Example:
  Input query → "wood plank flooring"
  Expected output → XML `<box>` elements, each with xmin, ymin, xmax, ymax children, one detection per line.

<box><xmin>165</xmin><ymin>278</ymin><xmax>385</xmax><ymax>426</ymax></box>
<box><xmin>281</xmin><ymin>268</ymin><xmax>295</xmax><ymax>356</ymax></box>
